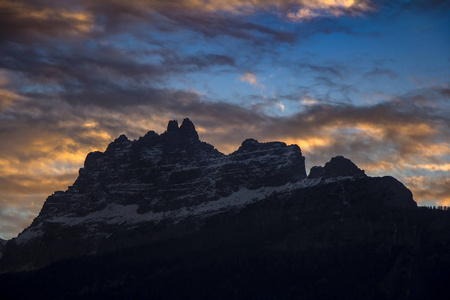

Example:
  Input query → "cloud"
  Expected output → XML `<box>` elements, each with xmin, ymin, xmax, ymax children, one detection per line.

<box><xmin>301</xmin><ymin>96</ymin><xmax>319</xmax><ymax>106</ymax></box>
<box><xmin>0</xmin><ymin>0</ymin><xmax>376</xmax><ymax>48</ymax></box>
<box><xmin>0</xmin><ymin>0</ymin><xmax>94</xmax><ymax>41</ymax></box>
<box><xmin>0</xmin><ymin>204</ymin><xmax>42</xmax><ymax>241</ymax></box>
<box><xmin>240</xmin><ymin>73</ymin><xmax>259</xmax><ymax>86</ymax></box>
<box><xmin>1</xmin><ymin>0</ymin><xmax>445</xmax><ymax>50</ymax></box>
<box><xmin>287</xmin><ymin>0</ymin><xmax>373</xmax><ymax>21</ymax></box>
<box><xmin>405</xmin><ymin>176</ymin><xmax>450</xmax><ymax>206</ymax></box>
<box><xmin>90</xmin><ymin>0</ymin><xmax>374</xmax><ymax>18</ymax></box>
<box><xmin>364</xmin><ymin>67</ymin><xmax>398</xmax><ymax>79</ymax></box>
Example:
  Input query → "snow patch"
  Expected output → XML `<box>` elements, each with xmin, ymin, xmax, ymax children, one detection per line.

<box><xmin>48</xmin><ymin>203</ymin><xmax>165</xmax><ymax>227</ymax></box>
<box><xmin>15</xmin><ymin>226</ymin><xmax>44</xmax><ymax>245</ymax></box>
<box><xmin>322</xmin><ymin>176</ymin><xmax>355</xmax><ymax>184</ymax></box>
<box><xmin>44</xmin><ymin>179</ymin><xmax>322</xmax><ymax>230</ymax></box>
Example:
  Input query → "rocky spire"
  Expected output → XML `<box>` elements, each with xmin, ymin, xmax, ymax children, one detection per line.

<box><xmin>167</xmin><ymin>120</ymin><xmax>179</xmax><ymax>133</ymax></box>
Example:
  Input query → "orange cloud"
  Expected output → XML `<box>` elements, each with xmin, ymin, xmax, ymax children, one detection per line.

<box><xmin>287</xmin><ymin>0</ymin><xmax>372</xmax><ymax>21</ymax></box>
<box><xmin>0</xmin><ymin>89</ymin><xmax>24</xmax><ymax>111</ymax></box>
<box><xmin>405</xmin><ymin>176</ymin><xmax>450</xmax><ymax>206</ymax></box>
<box><xmin>240</xmin><ymin>72</ymin><xmax>259</xmax><ymax>86</ymax></box>
<box><xmin>0</xmin><ymin>0</ymin><xmax>94</xmax><ymax>37</ymax></box>
<box><xmin>100</xmin><ymin>0</ymin><xmax>373</xmax><ymax>20</ymax></box>
<box><xmin>409</xmin><ymin>163</ymin><xmax>450</xmax><ymax>172</ymax></box>
<box><xmin>285</xmin><ymin>137</ymin><xmax>334</xmax><ymax>153</ymax></box>
<box><xmin>301</xmin><ymin>96</ymin><xmax>319</xmax><ymax>106</ymax></box>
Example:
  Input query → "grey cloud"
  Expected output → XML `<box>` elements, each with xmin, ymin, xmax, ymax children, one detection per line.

<box><xmin>0</xmin><ymin>42</ymin><xmax>236</xmax><ymax>87</ymax></box>
<box><xmin>364</xmin><ymin>67</ymin><xmax>398</xmax><ymax>79</ymax></box>
<box><xmin>0</xmin><ymin>0</ymin><xmax>83</xmax><ymax>41</ymax></box>
<box><xmin>296</xmin><ymin>63</ymin><xmax>344</xmax><ymax>78</ymax></box>
<box><xmin>0</xmin><ymin>198</ymin><xmax>43</xmax><ymax>240</ymax></box>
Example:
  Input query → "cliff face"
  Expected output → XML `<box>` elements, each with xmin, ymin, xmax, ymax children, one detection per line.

<box><xmin>0</xmin><ymin>118</ymin><xmax>417</xmax><ymax>273</ymax></box>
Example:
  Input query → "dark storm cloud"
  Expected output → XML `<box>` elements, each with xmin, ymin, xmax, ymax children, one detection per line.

<box><xmin>0</xmin><ymin>43</ymin><xmax>157</xmax><ymax>84</ymax></box>
<box><xmin>0</xmin><ymin>0</ymin><xmax>298</xmax><ymax>45</ymax></box>
<box><xmin>0</xmin><ymin>42</ymin><xmax>236</xmax><ymax>88</ymax></box>
<box><xmin>151</xmin><ymin>11</ymin><xmax>298</xmax><ymax>45</ymax></box>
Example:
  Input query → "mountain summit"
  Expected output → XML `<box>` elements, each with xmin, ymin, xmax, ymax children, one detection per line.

<box><xmin>2</xmin><ymin>119</ymin><xmax>448</xmax><ymax>300</ymax></box>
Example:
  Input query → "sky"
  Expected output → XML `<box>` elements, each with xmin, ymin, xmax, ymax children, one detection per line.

<box><xmin>0</xmin><ymin>0</ymin><xmax>449</xmax><ymax>240</ymax></box>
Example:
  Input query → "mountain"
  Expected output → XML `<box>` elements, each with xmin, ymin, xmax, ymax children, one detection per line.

<box><xmin>1</xmin><ymin>118</ymin><xmax>449</xmax><ymax>300</ymax></box>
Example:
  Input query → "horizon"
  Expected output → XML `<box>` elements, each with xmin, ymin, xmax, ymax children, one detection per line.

<box><xmin>0</xmin><ymin>0</ymin><xmax>449</xmax><ymax>240</ymax></box>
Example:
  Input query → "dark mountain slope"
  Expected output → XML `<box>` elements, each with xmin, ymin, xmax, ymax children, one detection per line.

<box><xmin>1</xmin><ymin>193</ymin><xmax>449</xmax><ymax>300</ymax></box>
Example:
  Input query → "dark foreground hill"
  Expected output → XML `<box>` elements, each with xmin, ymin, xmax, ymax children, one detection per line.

<box><xmin>1</xmin><ymin>119</ymin><xmax>449</xmax><ymax>299</ymax></box>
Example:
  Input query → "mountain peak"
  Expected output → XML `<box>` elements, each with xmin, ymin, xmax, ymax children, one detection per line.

<box><xmin>165</xmin><ymin>118</ymin><xmax>199</xmax><ymax>141</ymax></box>
<box><xmin>105</xmin><ymin>133</ymin><xmax>131</xmax><ymax>153</ymax></box>
<box><xmin>238</xmin><ymin>138</ymin><xmax>260</xmax><ymax>151</ymax></box>
<box><xmin>308</xmin><ymin>156</ymin><xmax>366</xmax><ymax>179</ymax></box>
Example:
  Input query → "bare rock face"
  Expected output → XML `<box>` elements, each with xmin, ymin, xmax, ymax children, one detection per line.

<box><xmin>0</xmin><ymin>119</ymin><xmax>417</xmax><ymax>273</ymax></box>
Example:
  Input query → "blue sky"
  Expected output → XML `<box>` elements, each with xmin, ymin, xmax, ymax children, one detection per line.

<box><xmin>0</xmin><ymin>0</ymin><xmax>449</xmax><ymax>239</ymax></box>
